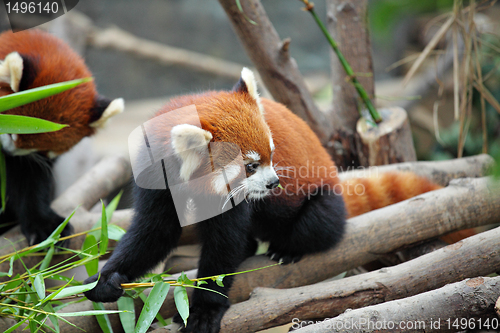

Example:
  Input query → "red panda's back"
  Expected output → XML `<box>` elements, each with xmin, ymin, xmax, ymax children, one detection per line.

<box><xmin>262</xmin><ymin>98</ymin><xmax>339</xmax><ymax>204</ymax></box>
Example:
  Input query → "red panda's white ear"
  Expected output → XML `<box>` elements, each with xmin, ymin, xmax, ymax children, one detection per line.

<box><xmin>89</xmin><ymin>98</ymin><xmax>125</xmax><ymax>128</ymax></box>
<box><xmin>171</xmin><ymin>124</ymin><xmax>213</xmax><ymax>181</ymax></box>
<box><xmin>0</xmin><ymin>52</ymin><xmax>23</xmax><ymax>92</ymax></box>
<box><xmin>235</xmin><ymin>67</ymin><xmax>264</xmax><ymax>115</ymax></box>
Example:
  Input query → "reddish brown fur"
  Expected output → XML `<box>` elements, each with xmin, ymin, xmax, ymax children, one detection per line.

<box><xmin>154</xmin><ymin>88</ymin><xmax>472</xmax><ymax>243</ymax></box>
<box><xmin>0</xmin><ymin>30</ymin><xmax>98</xmax><ymax>154</ymax></box>
<box><xmin>341</xmin><ymin>172</ymin><xmax>442</xmax><ymax>218</ymax></box>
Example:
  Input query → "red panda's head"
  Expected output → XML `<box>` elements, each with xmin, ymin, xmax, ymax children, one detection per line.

<box><xmin>166</xmin><ymin>68</ymin><xmax>280</xmax><ymax>200</ymax></box>
<box><xmin>0</xmin><ymin>30</ymin><xmax>123</xmax><ymax>157</ymax></box>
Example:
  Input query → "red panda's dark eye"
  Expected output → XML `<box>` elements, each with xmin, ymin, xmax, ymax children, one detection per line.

<box><xmin>246</xmin><ymin>162</ymin><xmax>260</xmax><ymax>173</ymax></box>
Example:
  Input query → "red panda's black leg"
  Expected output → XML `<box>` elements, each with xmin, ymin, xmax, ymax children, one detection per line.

<box><xmin>254</xmin><ymin>189</ymin><xmax>346</xmax><ymax>264</ymax></box>
<box><xmin>2</xmin><ymin>153</ymin><xmax>72</xmax><ymax>245</ymax></box>
<box><xmin>173</xmin><ymin>199</ymin><xmax>252</xmax><ymax>333</ymax></box>
<box><xmin>84</xmin><ymin>186</ymin><xmax>183</xmax><ymax>302</ymax></box>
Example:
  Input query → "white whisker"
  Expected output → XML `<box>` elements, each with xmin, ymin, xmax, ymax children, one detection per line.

<box><xmin>222</xmin><ymin>183</ymin><xmax>246</xmax><ymax>209</ymax></box>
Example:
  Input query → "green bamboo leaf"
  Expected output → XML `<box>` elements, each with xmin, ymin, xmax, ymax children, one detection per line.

<box><xmin>22</xmin><ymin>209</ymin><xmax>76</xmax><ymax>256</ymax></box>
<box><xmin>100</xmin><ymin>200</ymin><xmax>109</xmax><ymax>256</ymax></box>
<box><xmin>7</xmin><ymin>255</ymin><xmax>14</xmax><ymax>277</ymax></box>
<box><xmin>40</xmin><ymin>244</ymin><xmax>55</xmax><ymax>271</ymax></box>
<box><xmin>46</xmin><ymin>278</ymin><xmax>98</xmax><ymax>301</ymax></box>
<box><xmin>0</xmin><ymin>114</ymin><xmax>67</xmax><ymax>134</ymax></box>
<box><xmin>34</xmin><ymin>274</ymin><xmax>45</xmax><ymax>299</ymax></box>
<box><xmin>81</xmin><ymin>235</ymin><xmax>98</xmax><ymax>276</ymax></box>
<box><xmin>176</xmin><ymin>272</ymin><xmax>194</xmax><ymax>286</ymax></box>
<box><xmin>215</xmin><ymin>275</ymin><xmax>225</xmax><ymax>287</ymax></box>
<box><xmin>92</xmin><ymin>301</ymin><xmax>114</xmax><ymax>333</ymax></box>
<box><xmin>134</xmin><ymin>282</ymin><xmax>170</xmax><ymax>333</ymax></box>
<box><xmin>58</xmin><ymin>310</ymin><xmax>123</xmax><ymax>317</ymax></box>
<box><xmin>173</xmin><ymin>286</ymin><xmax>189</xmax><ymax>327</ymax></box>
<box><xmin>108</xmin><ymin>224</ymin><xmax>126</xmax><ymax>241</ymax></box>
<box><xmin>0</xmin><ymin>149</ymin><xmax>6</xmax><ymax>213</ymax></box>
<box><xmin>117</xmin><ymin>297</ymin><xmax>135</xmax><ymax>333</ymax></box>
<box><xmin>4</xmin><ymin>319</ymin><xmax>26</xmax><ymax>333</ymax></box>
<box><xmin>106</xmin><ymin>191</ymin><xmax>123</xmax><ymax>222</ymax></box>
<box><xmin>0</xmin><ymin>78</ymin><xmax>92</xmax><ymax>113</ymax></box>
<box><xmin>43</xmin><ymin>304</ymin><xmax>60</xmax><ymax>333</ymax></box>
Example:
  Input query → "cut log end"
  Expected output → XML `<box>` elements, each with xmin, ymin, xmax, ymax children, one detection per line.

<box><xmin>356</xmin><ymin>107</ymin><xmax>417</xmax><ymax>166</ymax></box>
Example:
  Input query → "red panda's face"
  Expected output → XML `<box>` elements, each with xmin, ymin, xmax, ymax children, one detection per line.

<box><xmin>0</xmin><ymin>30</ymin><xmax>123</xmax><ymax>157</ymax></box>
<box><xmin>169</xmin><ymin>68</ymin><xmax>280</xmax><ymax>201</ymax></box>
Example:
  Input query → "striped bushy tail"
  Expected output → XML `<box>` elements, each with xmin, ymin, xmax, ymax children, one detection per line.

<box><xmin>340</xmin><ymin>172</ymin><xmax>474</xmax><ymax>243</ymax></box>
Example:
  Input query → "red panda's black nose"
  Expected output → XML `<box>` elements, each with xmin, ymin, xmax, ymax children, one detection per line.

<box><xmin>266</xmin><ymin>178</ymin><xmax>280</xmax><ymax>189</ymax></box>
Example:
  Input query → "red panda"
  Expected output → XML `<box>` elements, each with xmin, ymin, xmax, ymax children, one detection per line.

<box><xmin>85</xmin><ymin>68</ymin><xmax>449</xmax><ymax>332</ymax></box>
<box><xmin>0</xmin><ymin>29</ymin><xmax>123</xmax><ymax>245</ymax></box>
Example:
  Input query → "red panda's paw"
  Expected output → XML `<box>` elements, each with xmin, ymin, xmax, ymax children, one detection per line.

<box><xmin>173</xmin><ymin>302</ymin><xmax>229</xmax><ymax>333</ymax></box>
<box><xmin>266</xmin><ymin>248</ymin><xmax>302</xmax><ymax>265</ymax></box>
<box><xmin>22</xmin><ymin>215</ymin><xmax>73</xmax><ymax>247</ymax></box>
<box><xmin>84</xmin><ymin>271</ymin><xmax>127</xmax><ymax>303</ymax></box>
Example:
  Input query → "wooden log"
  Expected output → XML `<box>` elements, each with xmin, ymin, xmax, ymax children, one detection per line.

<box><xmin>51</xmin><ymin>155</ymin><xmax>132</xmax><ymax>215</ymax></box>
<box><xmin>156</xmin><ymin>176</ymin><xmax>499</xmax><ymax>320</ymax></box>
<box><xmin>295</xmin><ymin>276</ymin><xmax>500</xmax><ymax>333</ymax></box>
<box><xmin>355</xmin><ymin>107</ymin><xmax>417</xmax><ymax>166</ymax></box>
<box><xmin>338</xmin><ymin>154</ymin><xmax>493</xmax><ymax>186</ymax></box>
<box><xmin>220</xmin><ymin>226</ymin><xmax>500</xmax><ymax>332</ymax></box>
<box><xmin>227</xmin><ymin>177</ymin><xmax>499</xmax><ymax>303</ymax></box>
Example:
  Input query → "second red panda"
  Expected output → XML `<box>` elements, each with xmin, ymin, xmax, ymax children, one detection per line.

<box><xmin>86</xmin><ymin>68</ymin><xmax>445</xmax><ymax>332</ymax></box>
<box><xmin>0</xmin><ymin>30</ymin><xmax>123</xmax><ymax>245</ymax></box>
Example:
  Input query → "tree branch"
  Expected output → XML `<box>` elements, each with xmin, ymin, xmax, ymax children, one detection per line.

<box><xmin>89</xmin><ymin>26</ymin><xmax>244</xmax><ymax>81</ymax></box>
<box><xmin>154</xmin><ymin>176</ymin><xmax>499</xmax><ymax>321</ymax></box>
<box><xmin>338</xmin><ymin>154</ymin><xmax>493</xmax><ymax>186</ymax></box>
<box><xmin>295</xmin><ymin>276</ymin><xmax>500</xmax><ymax>332</ymax></box>
<box><xmin>217</xmin><ymin>0</ymin><xmax>334</xmax><ymax>147</ymax></box>
<box><xmin>220</xmin><ymin>226</ymin><xmax>500</xmax><ymax>332</ymax></box>
<box><xmin>51</xmin><ymin>155</ymin><xmax>132</xmax><ymax>215</ymax></box>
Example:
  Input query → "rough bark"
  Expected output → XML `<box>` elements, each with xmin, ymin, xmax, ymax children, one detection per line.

<box><xmin>227</xmin><ymin>177</ymin><xmax>499</xmax><ymax>303</ymax></box>
<box><xmin>355</xmin><ymin>107</ymin><xmax>417</xmax><ymax>166</ymax></box>
<box><xmin>338</xmin><ymin>154</ymin><xmax>493</xmax><ymax>186</ymax></box>
<box><xmin>155</xmin><ymin>176</ymin><xmax>499</xmax><ymax>320</ymax></box>
<box><xmin>326</xmin><ymin>0</ymin><xmax>375</xmax><ymax>167</ymax></box>
<box><xmin>51</xmin><ymin>155</ymin><xmax>132</xmax><ymax>215</ymax></box>
<box><xmin>327</xmin><ymin>0</ymin><xmax>374</xmax><ymax>131</ymax></box>
<box><xmin>295</xmin><ymin>276</ymin><xmax>500</xmax><ymax>333</ymax></box>
<box><xmin>220</xmin><ymin>226</ymin><xmax>500</xmax><ymax>332</ymax></box>
<box><xmin>217</xmin><ymin>0</ymin><xmax>334</xmax><ymax>148</ymax></box>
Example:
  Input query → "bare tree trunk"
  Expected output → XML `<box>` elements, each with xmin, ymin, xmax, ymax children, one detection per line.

<box><xmin>327</xmin><ymin>0</ymin><xmax>373</xmax><ymax>167</ymax></box>
<box><xmin>220</xmin><ymin>226</ymin><xmax>500</xmax><ymax>332</ymax></box>
<box><xmin>328</xmin><ymin>0</ymin><xmax>374</xmax><ymax>131</ymax></box>
<box><xmin>217</xmin><ymin>0</ymin><xmax>335</xmax><ymax>150</ymax></box>
<box><xmin>295</xmin><ymin>276</ymin><xmax>500</xmax><ymax>333</ymax></box>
